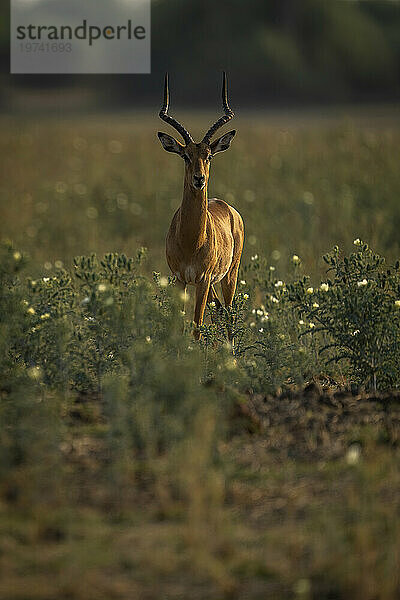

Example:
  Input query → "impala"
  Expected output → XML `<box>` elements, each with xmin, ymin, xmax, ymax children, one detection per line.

<box><xmin>158</xmin><ymin>72</ymin><xmax>245</xmax><ymax>340</ymax></box>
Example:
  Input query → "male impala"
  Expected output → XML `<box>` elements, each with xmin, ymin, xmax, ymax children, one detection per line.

<box><xmin>158</xmin><ymin>72</ymin><xmax>244</xmax><ymax>339</ymax></box>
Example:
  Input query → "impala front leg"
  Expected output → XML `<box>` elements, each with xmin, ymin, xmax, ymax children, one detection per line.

<box><xmin>193</xmin><ymin>278</ymin><xmax>211</xmax><ymax>340</ymax></box>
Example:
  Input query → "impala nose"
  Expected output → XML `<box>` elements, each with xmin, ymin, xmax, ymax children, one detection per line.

<box><xmin>193</xmin><ymin>174</ymin><xmax>205</xmax><ymax>189</ymax></box>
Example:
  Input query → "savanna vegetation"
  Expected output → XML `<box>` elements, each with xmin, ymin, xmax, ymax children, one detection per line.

<box><xmin>0</xmin><ymin>111</ymin><xmax>400</xmax><ymax>599</ymax></box>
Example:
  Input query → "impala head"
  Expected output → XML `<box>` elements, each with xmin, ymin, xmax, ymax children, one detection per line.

<box><xmin>158</xmin><ymin>72</ymin><xmax>236</xmax><ymax>191</ymax></box>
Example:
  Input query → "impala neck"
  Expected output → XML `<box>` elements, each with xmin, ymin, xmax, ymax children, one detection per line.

<box><xmin>178</xmin><ymin>168</ymin><xmax>208</xmax><ymax>250</ymax></box>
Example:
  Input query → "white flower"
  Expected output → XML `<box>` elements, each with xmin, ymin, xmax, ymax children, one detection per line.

<box><xmin>320</xmin><ymin>283</ymin><xmax>329</xmax><ymax>292</ymax></box>
<box><xmin>98</xmin><ymin>283</ymin><xmax>107</xmax><ymax>292</ymax></box>
<box><xmin>353</xmin><ymin>238</ymin><xmax>362</xmax><ymax>246</ymax></box>
<box><xmin>256</xmin><ymin>309</ymin><xmax>263</xmax><ymax>316</ymax></box>
<box><xmin>250</xmin><ymin>321</ymin><xmax>256</xmax><ymax>328</ymax></box>
<box><xmin>395</xmin><ymin>300</ymin><xmax>400</xmax><ymax>308</ymax></box>
<box><xmin>240</xmin><ymin>280</ymin><xmax>246</xmax><ymax>285</ymax></box>
<box><xmin>351</xmin><ymin>329</ymin><xmax>360</xmax><ymax>336</ymax></box>
<box><xmin>209</xmin><ymin>301</ymin><xmax>216</xmax><ymax>307</ymax></box>
<box><xmin>346</xmin><ymin>443</ymin><xmax>361</xmax><ymax>465</ymax></box>
<box><xmin>42</xmin><ymin>277</ymin><xmax>50</xmax><ymax>283</ymax></box>
<box><xmin>275</xmin><ymin>280</ymin><xmax>284</xmax><ymax>288</ymax></box>
<box><xmin>270</xmin><ymin>296</ymin><xmax>279</xmax><ymax>303</ymax></box>
<box><xmin>261</xmin><ymin>316</ymin><xmax>269</xmax><ymax>322</ymax></box>
<box><xmin>312</xmin><ymin>302</ymin><xmax>319</xmax><ymax>308</ymax></box>
<box><xmin>299</xmin><ymin>319</ymin><xmax>305</xmax><ymax>325</ymax></box>
<box><xmin>252</xmin><ymin>308</ymin><xmax>256</xmax><ymax>314</ymax></box>
<box><xmin>251</xmin><ymin>254</ymin><xmax>258</xmax><ymax>261</ymax></box>
<box><xmin>27</xmin><ymin>307</ymin><xmax>35</xmax><ymax>315</ymax></box>
<box><xmin>259</xmin><ymin>328</ymin><xmax>264</xmax><ymax>333</ymax></box>
<box><xmin>357</xmin><ymin>279</ymin><xmax>368</xmax><ymax>287</ymax></box>
<box><xmin>292</xmin><ymin>254</ymin><xmax>300</xmax><ymax>264</ymax></box>
<box><xmin>306</xmin><ymin>287</ymin><xmax>314</xmax><ymax>295</ymax></box>
<box><xmin>159</xmin><ymin>276</ymin><xmax>168</xmax><ymax>288</ymax></box>
<box><xmin>243</xmin><ymin>293</ymin><xmax>249</xmax><ymax>300</ymax></box>
<box><xmin>145</xmin><ymin>336</ymin><xmax>151</xmax><ymax>343</ymax></box>
<box><xmin>269</xmin><ymin>266</ymin><xmax>276</xmax><ymax>272</ymax></box>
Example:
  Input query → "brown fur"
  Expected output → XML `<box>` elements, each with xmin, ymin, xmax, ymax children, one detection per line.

<box><xmin>161</xmin><ymin>139</ymin><xmax>244</xmax><ymax>339</ymax></box>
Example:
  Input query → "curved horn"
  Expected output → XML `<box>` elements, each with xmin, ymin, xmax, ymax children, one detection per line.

<box><xmin>202</xmin><ymin>71</ymin><xmax>234</xmax><ymax>144</ymax></box>
<box><xmin>159</xmin><ymin>73</ymin><xmax>193</xmax><ymax>145</ymax></box>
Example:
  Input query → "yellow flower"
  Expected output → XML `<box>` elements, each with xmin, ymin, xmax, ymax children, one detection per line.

<box><xmin>306</xmin><ymin>287</ymin><xmax>314</xmax><ymax>295</ymax></box>
<box><xmin>395</xmin><ymin>300</ymin><xmax>400</xmax><ymax>308</ymax></box>
<box><xmin>353</xmin><ymin>238</ymin><xmax>362</xmax><ymax>246</ymax></box>
<box><xmin>98</xmin><ymin>283</ymin><xmax>107</xmax><ymax>292</ymax></box>
<box><xmin>312</xmin><ymin>302</ymin><xmax>319</xmax><ymax>308</ymax></box>
<box><xmin>13</xmin><ymin>251</ymin><xmax>21</xmax><ymax>261</ymax></box>
<box><xmin>27</xmin><ymin>307</ymin><xmax>35</xmax><ymax>315</ymax></box>
<box><xmin>243</xmin><ymin>293</ymin><xmax>249</xmax><ymax>300</ymax></box>
<box><xmin>320</xmin><ymin>283</ymin><xmax>329</xmax><ymax>292</ymax></box>
<box><xmin>292</xmin><ymin>254</ymin><xmax>300</xmax><ymax>264</ymax></box>
<box><xmin>357</xmin><ymin>279</ymin><xmax>368</xmax><ymax>288</ymax></box>
<box><xmin>40</xmin><ymin>313</ymin><xmax>50</xmax><ymax>320</ymax></box>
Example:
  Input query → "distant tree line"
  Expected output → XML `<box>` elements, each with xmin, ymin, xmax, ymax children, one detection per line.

<box><xmin>2</xmin><ymin>0</ymin><xmax>400</xmax><ymax>108</ymax></box>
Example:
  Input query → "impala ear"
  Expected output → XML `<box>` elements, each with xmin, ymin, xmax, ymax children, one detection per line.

<box><xmin>210</xmin><ymin>130</ymin><xmax>236</xmax><ymax>155</ymax></box>
<box><xmin>157</xmin><ymin>132</ymin><xmax>185</xmax><ymax>155</ymax></box>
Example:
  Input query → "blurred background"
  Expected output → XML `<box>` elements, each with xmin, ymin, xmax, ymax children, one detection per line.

<box><xmin>1</xmin><ymin>0</ymin><xmax>400</xmax><ymax>112</ymax></box>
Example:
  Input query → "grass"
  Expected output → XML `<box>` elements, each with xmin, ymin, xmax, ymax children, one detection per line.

<box><xmin>0</xmin><ymin>109</ymin><xmax>400</xmax><ymax>599</ymax></box>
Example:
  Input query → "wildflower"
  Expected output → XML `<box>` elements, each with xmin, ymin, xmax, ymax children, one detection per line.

<box><xmin>243</xmin><ymin>293</ymin><xmax>249</xmax><ymax>300</ymax></box>
<box><xmin>312</xmin><ymin>302</ymin><xmax>319</xmax><ymax>308</ymax></box>
<box><xmin>27</xmin><ymin>307</ymin><xmax>35</xmax><ymax>315</ymax></box>
<box><xmin>271</xmin><ymin>250</ymin><xmax>281</xmax><ymax>261</ymax></box>
<box><xmin>306</xmin><ymin>287</ymin><xmax>314</xmax><ymax>295</ymax></box>
<box><xmin>261</xmin><ymin>315</ymin><xmax>269</xmax><ymax>323</ymax></box>
<box><xmin>259</xmin><ymin>328</ymin><xmax>264</xmax><ymax>333</ymax></box>
<box><xmin>159</xmin><ymin>276</ymin><xmax>168</xmax><ymax>288</ymax></box>
<box><xmin>240</xmin><ymin>280</ymin><xmax>246</xmax><ymax>285</ymax></box>
<box><xmin>27</xmin><ymin>366</ymin><xmax>42</xmax><ymax>381</ymax></box>
<box><xmin>346</xmin><ymin>443</ymin><xmax>361</xmax><ymax>465</ymax></box>
<box><xmin>353</xmin><ymin>238</ymin><xmax>362</xmax><ymax>246</ymax></box>
<box><xmin>395</xmin><ymin>300</ymin><xmax>400</xmax><ymax>308</ymax></box>
<box><xmin>270</xmin><ymin>296</ymin><xmax>279</xmax><ymax>303</ymax></box>
<box><xmin>275</xmin><ymin>280</ymin><xmax>284</xmax><ymax>288</ymax></box>
<box><xmin>31</xmin><ymin>280</ymin><xmax>37</xmax><ymax>286</ymax></box>
<box><xmin>256</xmin><ymin>309</ymin><xmax>263</xmax><ymax>316</ymax></box>
<box><xmin>43</xmin><ymin>277</ymin><xmax>50</xmax><ymax>283</ymax></box>
<box><xmin>22</xmin><ymin>300</ymin><xmax>28</xmax><ymax>306</ymax></box>
<box><xmin>252</xmin><ymin>309</ymin><xmax>256</xmax><ymax>314</ymax></box>
<box><xmin>299</xmin><ymin>319</ymin><xmax>305</xmax><ymax>325</ymax></box>
<box><xmin>40</xmin><ymin>313</ymin><xmax>50</xmax><ymax>320</ymax></box>
<box><xmin>269</xmin><ymin>266</ymin><xmax>276</xmax><ymax>271</ymax></box>
<box><xmin>250</xmin><ymin>321</ymin><xmax>256</xmax><ymax>327</ymax></box>
<box><xmin>357</xmin><ymin>279</ymin><xmax>368</xmax><ymax>287</ymax></box>
<box><xmin>209</xmin><ymin>301</ymin><xmax>216</xmax><ymax>308</ymax></box>
<box><xmin>13</xmin><ymin>251</ymin><xmax>21</xmax><ymax>261</ymax></box>
<box><xmin>251</xmin><ymin>254</ymin><xmax>258</xmax><ymax>261</ymax></box>
<box><xmin>98</xmin><ymin>283</ymin><xmax>107</xmax><ymax>292</ymax></box>
<box><xmin>309</xmin><ymin>322</ymin><xmax>315</xmax><ymax>329</ymax></box>
<box><xmin>278</xmin><ymin>333</ymin><xmax>285</xmax><ymax>340</ymax></box>
<box><xmin>351</xmin><ymin>329</ymin><xmax>360</xmax><ymax>336</ymax></box>
<box><xmin>320</xmin><ymin>283</ymin><xmax>329</xmax><ymax>292</ymax></box>
<box><xmin>292</xmin><ymin>254</ymin><xmax>300</xmax><ymax>264</ymax></box>
<box><xmin>145</xmin><ymin>336</ymin><xmax>151</xmax><ymax>343</ymax></box>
